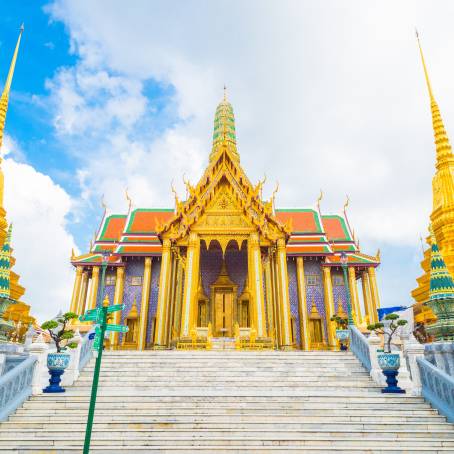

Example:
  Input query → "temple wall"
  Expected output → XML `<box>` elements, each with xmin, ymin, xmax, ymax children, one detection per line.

<box><xmin>146</xmin><ymin>257</ymin><xmax>161</xmax><ymax>345</ymax></box>
<box><xmin>287</xmin><ymin>258</ymin><xmax>301</xmax><ymax>346</ymax></box>
<box><xmin>332</xmin><ymin>269</ymin><xmax>347</xmax><ymax>315</ymax></box>
<box><xmin>304</xmin><ymin>258</ymin><xmax>327</xmax><ymax>339</ymax></box>
<box><xmin>200</xmin><ymin>248</ymin><xmax>223</xmax><ymax>297</ymax></box>
<box><xmin>225</xmin><ymin>247</ymin><xmax>248</xmax><ymax>296</ymax></box>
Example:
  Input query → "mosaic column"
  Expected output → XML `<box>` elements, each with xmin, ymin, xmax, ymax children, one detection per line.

<box><xmin>69</xmin><ymin>266</ymin><xmax>83</xmax><ymax>313</ymax></box>
<box><xmin>322</xmin><ymin>266</ymin><xmax>336</xmax><ymax>348</ymax></box>
<box><xmin>165</xmin><ymin>254</ymin><xmax>177</xmax><ymax>344</ymax></box>
<box><xmin>110</xmin><ymin>266</ymin><xmax>125</xmax><ymax>348</ymax></box>
<box><xmin>138</xmin><ymin>257</ymin><xmax>152</xmax><ymax>350</ymax></box>
<box><xmin>76</xmin><ymin>271</ymin><xmax>89</xmax><ymax>315</ymax></box>
<box><xmin>87</xmin><ymin>266</ymin><xmax>100</xmax><ymax>310</ymax></box>
<box><xmin>348</xmin><ymin>266</ymin><xmax>361</xmax><ymax>325</ymax></box>
<box><xmin>276</xmin><ymin>238</ymin><xmax>292</xmax><ymax>348</ymax></box>
<box><xmin>264</xmin><ymin>256</ymin><xmax>274</xmax><ymax>337</ymax></box>
<box><xmin>180</xmin><ymin>233</ymin><xmax>200</xmax><ymax>338</ymax></box>
<box><xmin>368</xmin><ymin>267</ymin><xmax>380</xmax><ymax>324</ymax></box>
<box><xmin>296</xmin><ymin>257</ymin><xmax>310</xmax><ymax>350</ymax></box>
<box><xmin>155</xmin><ymin>239</ymin><xmax>172</xmax><ymax>347</ymax></box>
<box><xmin>361</xmin><ymin>270</ymin><xmax>374</xmax><ymax>326</ymax></box>
<box><xmin>248</xmin><ymin>232</ymin><xmax>267</xmax><ymax>338</ymax></box>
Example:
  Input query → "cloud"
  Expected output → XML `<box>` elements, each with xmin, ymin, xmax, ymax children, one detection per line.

<box><xmin>1</xmin><ymin>136</ymin><xmax>77</xmax><ymax>322</ymax></box>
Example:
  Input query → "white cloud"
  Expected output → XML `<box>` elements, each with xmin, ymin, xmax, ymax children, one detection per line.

<box><xmin>1</xmin><ymin>136</ymin><xmax>77</xmax><ymax>322</ymax></box>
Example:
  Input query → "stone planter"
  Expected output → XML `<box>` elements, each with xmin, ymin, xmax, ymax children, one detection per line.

<box><xmin>43</xmin><ymin>352</ymin><xmax>71</xmax><ymax>393</ymax></box>
<box><xmin>336</xmin><ymin>329</ymin><xmax>350</xmax><ymax>351</ymax></box>
<box><xmin>377</xmin><ymin>352</ymin><xmax>405</xmax><ymax>394</ymax></box>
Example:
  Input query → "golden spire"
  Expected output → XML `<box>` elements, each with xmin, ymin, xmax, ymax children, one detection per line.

<box><xmin>416</xmin><ymin>30</ymin><xmax>454</xmax><ymax>170</ymax></box>
<box><xmin>0</xmin><ymin>25</ymin><xmax>24</xmax><ymax>152</ymax></box>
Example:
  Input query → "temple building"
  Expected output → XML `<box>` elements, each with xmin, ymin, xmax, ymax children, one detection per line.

<box><xmin>412</xmin><ymin>34</ymin><xmax>454</xmax><ymax>327</ymax></box>
<box><xmin>0</xmin><ymin>27</ymin><xmax>35</xmax><ymax>341</ymax></box>
<box><xmin>70</xmin><ymin>92</ymin><xmax>381</xmax><ymax>350</ymax></box>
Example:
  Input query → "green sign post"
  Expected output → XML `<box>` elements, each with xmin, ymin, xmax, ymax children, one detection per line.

<box><xmin>80</xmin><ymin>298</ymin><xmax>126</xmax><ymax>454</ymax></box>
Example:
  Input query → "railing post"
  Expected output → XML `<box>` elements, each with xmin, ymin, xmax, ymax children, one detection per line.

<box><xmin>0</xmin><ymin>353</ymin><xmax>5</xmax><ymax>376</ymax></box>
<box><xmin>402</xmin><ymin>333</ymin><xmax>425</xmax><ymax>396</ymax></box>
<box><xmin>368</xmin><ymin>331</ymin><xmax>385</xmax><ymax>385</ymax></box>
<box><xmin>25</xmin><ymin>334</ymin><xmax>49</xmax><ymax>395</ymax></box>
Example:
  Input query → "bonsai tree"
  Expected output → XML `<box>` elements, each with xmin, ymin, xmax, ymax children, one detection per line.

<box><xmin>331</xmin><ymin>314</ymin><xmax>348</xmax><ymax>330</ymax></box>
<box><xmin>41</xmin><ymin>312</ymin><xmax>79</xmax><ymax>353</ymax></box>
<box><xmin>367</xmin><ymin>313</ymin><xmax>408</xmax><ymax>353</ymax></box>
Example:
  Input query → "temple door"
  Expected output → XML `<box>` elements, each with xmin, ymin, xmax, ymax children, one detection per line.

<box><xmin>214</xmin><ymin>289</ymin><xmax>234</xmax><ymax>337</ymax></box>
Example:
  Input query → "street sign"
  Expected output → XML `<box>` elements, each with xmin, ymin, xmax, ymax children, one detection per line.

<box><xmin>86</xmin><ymin>308</ymin><xmax>101</xmax><ymax>316</ymax></box>
<box><xmin>105</xmin><ymin>324</ymin><xmax>129</xmax><ymax>333</ymax></box>
<box><xmin>79</xmin><ymin>312</ymin><xmax>100</xmax><ymax>322</ymax></box>
<box><xmin>107</xmin><ymin>304</ymin><xmax>125</xmax><ymax>313</ymax></box>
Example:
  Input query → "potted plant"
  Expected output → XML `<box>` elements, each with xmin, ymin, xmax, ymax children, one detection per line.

<box><xmin>368</xmin><ymin>313</ymin><xmax>408</xmax><ymax>394</ymax></box>
<box><xmin>41</xmin><ymin>312</ymin><xmax>79</xmax><ymax>393</ymax></box>
<box><xmin>331</xmin><ymin>315</ymin><xmax>349</xmax><ymax>350</ymax></box>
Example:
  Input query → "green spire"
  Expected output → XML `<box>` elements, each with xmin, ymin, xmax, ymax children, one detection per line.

<box><xmin>209</xmin><ymin>88</ymin><xmax>239</xmax><ymax>163</ymax></box>
<box><xmin>429</xmin><ymin>230</ymin><xmax>454</xmax><ymax>301</ymax></box>
<box><xmin>0</xmin><ymin>224</ymin><xmax>12</xmax><ymax>299</ymax></box>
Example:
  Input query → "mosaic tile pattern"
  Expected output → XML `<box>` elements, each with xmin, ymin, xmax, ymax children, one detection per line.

<box><xmin>200</xmin><ymin>248</ymin><xmax>223</xmax><ymax>297</ymax></box>
<box><xmin>97</xmin><ymin>269</ymin><xmax>116</xmax><ymax>308</ymax></box>
<box><xmin>147</xmin><ymin>258</ymin><xmax>162</xmax><ymax>345</ymax></box>
<box><xmin>332</xmin><ymin>269</ymin><xmax>348</xmax><ymax>315</ymax></box>
<box><xmin>225</xmin><ymin>248</ymin><xmax>248</xmax><ymax>296</ymax></box>
<box><xmin>304</xmin><ymin>258</ymin><xmax>327</xmax><ymax>340</ymax></box>
<box><xmin>287</xmin><ymin>258</ymin><xmax>301</xmax><ymax>346</ymax></box>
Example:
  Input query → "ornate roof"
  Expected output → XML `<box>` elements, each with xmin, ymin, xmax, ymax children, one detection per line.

<box><xmin>429</xmin><ymin>231</ymin><xmax>454</xmax><ymax>301</ymax></box>
<box><xmin>0</xmin><ymin>224</ymin><xmax>12</xmax><ymax>299</ymax></box>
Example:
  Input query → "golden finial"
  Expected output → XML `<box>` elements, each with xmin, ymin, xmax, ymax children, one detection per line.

<box><xmin>125</xmin><ymin>188</ymin><xmax>132</xmax><ymax>211</ymax></box>
<box><xmin>102</xmin><ymin>294</ymin><xmax>110</xmax><ymax>307</ymax></box>
<box><xmin>415</xmin><ymin>29</ymin><xmax>434</xmax><ymax>100</ymax></box>
<box><xmin>0</xmin><ymin>25</ymin><xmax>24</xmax><ymax>152</ymax></box>
<box><xmin>223</xmin><ymin>84</ymin><xmax>227</xmax><ymax>101</ymax></box>
<box><xmin>316</xmin><ymin>189</ymin><xmax>323</xmax><ymax>211</ymax></box>
<box><xmin>343</xmin><ymin>195</ymin><xmax>350</xmax><ymax>212</ymax></box>
<box><xmin>101</xmin><ymin>195</ymin><xmax>107</xmax><ymax>211</ymax></box>
<box><xmin>419</xmin><ymin>234</ymin><xmax>425</xmax><ymax>256</ymax></box>
<box><xmin>376</xmin><ymin>248</ymin><xmax>381</xmax><ymax>261</ymax></box>
<box><xmin>71</xmin><ymin>248</ymin><xmax>75</xmax><ymax>260</ymax></box>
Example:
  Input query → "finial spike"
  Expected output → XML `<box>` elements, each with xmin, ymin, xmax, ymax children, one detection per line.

<box><xmin>223</xmin><ymin>84</ymin><xmax>227</xmax><ymax>101</ymax></box>
<box><xmin>415</xmin><ymin>29</ymin><xmax>434</xmax><ymax>100</ymax></box>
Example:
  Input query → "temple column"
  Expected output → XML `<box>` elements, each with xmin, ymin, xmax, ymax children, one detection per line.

<box><xmin>348</xmin><ymin>266</ymin><xmax>361</xmax><ymax>325</ymax></box>
<box><xmin>296</xmin><ymin>257</ymin><xmax>310</xmax><ymax>350</ymax></box>
<box><xmin>264</xmin><ymin>255</ymin><xmax>274</xmax><ymax>337</ymax></box>
<box><xmin>322</xmin><ymin>266</ymin><xmax>336</xmax><ymax>348</ymax></box>
<box><xmin>155</xmin><ymin>239</ymin><xmax>172</xmax><ymax>347</ymax></box>
<box><xmin>248</xmin><ymin>233</ymin><xmax>267</xmax><ymax>338</ymax></box>
<box><xmin>165</xmin><ymin>253</ymin><xmax>177</xmax><ymax>344</ymax></box>
<box><xmin>110</xmin><ymin>266</ymin><xmax>125</xmax><ymax>348</ymax></box>
<box><xmin>361</xmin><ymin>270</ymin><xmax>374</xmax><ymax>326</ymax></box>
<box><xmin>180</xmin><ymin>233</ymin><xmax>200</xmax><ymax>338</ymax></box>
<box><xmin>276</xmin><ymin>238</ymin><xmax>292</xmax><ymax>348</ymax></box>
<box><xmin>87</xmin><ymin>266</ymin><xmax>100</xmax><ymax>310</ymax></box>
<box><xmin>76</xmin><ymin>271</ymin><xmax>89</xmax><ymax>315</ymax></box>
<box><xmin>138</xmin><ymin>257</ymin><xmax>152</xmax><ymax>350</ymax></box>
<box><xmin>270</xmin><ymin>250</ymin><xmax>281</xmax><ymax>346</ymax></box>
<box><xmin>173</xmin><ymin>257</ymin><xmax>184</xmax><ymax>338</ymax></box>
<box><xmin>367</xmin><ymin>267</ymin><xmax>380</xmax><ymax>324</ymax></box>
<box><xmin>69</xmin><ymin>266</ymin><xmax>83</xmax><ymax>313</ymax></box>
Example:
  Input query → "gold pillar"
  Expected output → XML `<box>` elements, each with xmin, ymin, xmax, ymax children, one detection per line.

<box><xmin>264</xmin><ymin>256</ymin><xmax>274</xmax><ymax>336</ymax></box>
<box><xmin>173</xmin><ymin>257</ymin><xmax>184</xmax><ymax>338</ymax></box>
<box><xmin>361</xmin><ymin>270</ymin><xmax>374</xmax><ymax>326</ymax></box>
<box><xmin>180</xmin><ymin>232</ymin><xmax>200</xmax><ymax>337</ymax></box>
<box><xmin>270</xmin><ymin>249</ymin><xmax>281</xmax><ymax>347</ymax></box>
<box><xmin>87</xmin><ymin>266</ymin><xmax>100</xmax><ymax>310</ymax></box>
<box><xmin>76</xmin><ymin>271</ymin><xmax>89</xmax><ymax>315</ymax></box>
<box><xmin>367</xmin><ymin>267</ymin><xmax>380</xmax><ymax>324</ymax></box>
<box><xmin>348</xmin><ymin>266</ymin><xmax>361</xmax><ymax>325</ymax></box>
<box><xmin>138</xmin><ymin>257</ymin><xmax>152</xmax><ymax>350</ymax></box>
<box><xmin>322</xmin><ymin>266</ymin><xmax>336</xmax><ymax>348</ymax></box>
<box><xmin>276</xmin><ymin>238</ymin><xmax>292</xmax><ymax>348</ymax></box>
<box><xmin>110</xmin><ymin>266</ymin><xmax>125</xmax><ymax>347</ymax></box>
<box><xmin>155</xmin><ymin>239</ymin><xmax>172</xmax><ymax>346</ymax></box>
<box><xmin>69</xmin><ymin>266</ymin><xmax>83</xmax><ymax>313</ymax></box>
<box><xmin>165</xmin><ymin>253</ymin><xmax>177</xmax><ymax>344</ymax></box>
<box><xmin>248</xmin><ymin>233</ymin><xmax>267</xmax><ymax>338</ymax></box>
<box><xmin>296</xmin><ymin>257</ymin><xmax>310</xmax><ymax>350</ymax></box>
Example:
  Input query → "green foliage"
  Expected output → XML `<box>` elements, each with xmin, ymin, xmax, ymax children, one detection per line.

<box><xmin>331</xmin><ymin>315</ymin><xmax>348</xmax><ymax>329</ymax></box>
<box><xmin>367</xmin><ymin>312</ymin><xmax>408</xmax><ymax>353</ymax></box>
<box><xmin>41</xmin><ymin>312</ymin><xmax>79</xmax><ymax>353</ymax></box>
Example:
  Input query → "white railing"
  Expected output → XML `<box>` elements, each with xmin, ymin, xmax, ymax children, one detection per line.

<box><xmin>350</xmin><ymin>326</ymin><xmax>371</xmax><ymax>371</ymax></box>
<box><xmin>0</xmin><ymin>355</ymin><xmax>36</xmax><ymax>421</ymax></box>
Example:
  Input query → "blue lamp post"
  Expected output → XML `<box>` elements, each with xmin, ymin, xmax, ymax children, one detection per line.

<box><xmin>340</xmin><ymin>252</ymin><xmax>354</xmax><ymax>327</ymax></box>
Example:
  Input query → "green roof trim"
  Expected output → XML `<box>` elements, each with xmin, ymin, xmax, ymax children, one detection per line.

<box><xmin>99</xmin><ymin>214</ymin><xmax>127</xmax><ymax>241</ymax></box>
<box><xmin>322</xmin><ymin>215</ymin><xmax>352</xmax><ymax>241</ymax></box>
<box><xmin>275</xmin><ymin>208</ymin><xmax>323</xmax><ymax>233</ymax></box>
<box><xmin>125</xmin><ymin>208</ymin><xmax>174</xmax><ymax>234</ymax></box>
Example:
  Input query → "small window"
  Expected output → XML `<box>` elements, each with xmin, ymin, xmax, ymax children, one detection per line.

<box><xmin>306</xmin><ymin>275</ymin><xmax>319</xmax><ymax>286</ymax></box>
<box><xmin>130</xmin><ymin>276</ymin><xmax>142</xmax><ymax>286</ymax></box>
<box><xmin>105</xmin><ymin>275</ymin><xmax>116</xmax><ymax>286</ymax></box>
<box><xmin>332</xmin><ymin>276</ymin><xmax>344</xmax><ymax>287</ymax></box>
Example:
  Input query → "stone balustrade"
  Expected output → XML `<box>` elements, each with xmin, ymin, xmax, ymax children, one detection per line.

<box><xmin>424</xmin><ymin>342</ymin><xmax>454</xmax><ymax>376</ymax></box>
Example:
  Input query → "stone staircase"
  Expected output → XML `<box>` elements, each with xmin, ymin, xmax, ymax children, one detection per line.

<box><xmin>1</xmin><ymin>350</ymin><xmax>454</xmax><ymax>453</ymax></box>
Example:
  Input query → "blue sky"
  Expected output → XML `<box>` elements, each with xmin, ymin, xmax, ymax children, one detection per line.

<box><xmin>1</xmin><ymin>0</ymin><xmax>451</xmax><ymax>321</ymax></box>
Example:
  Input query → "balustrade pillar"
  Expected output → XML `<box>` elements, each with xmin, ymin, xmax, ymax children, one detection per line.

<box><xmin>87</xmin><ymin>266</ymin><xmax>100</xmax><ymax>310</ymax></box>
<box><xmin>322</xmin><ymin>266</ymin><xmax>336</xmax><ymax>348</ymax></box>
<box><xmin>110</xmin><ymin>266</ymin><xmax>125</xmax><ymax>348</ymax></box>
<box><xmin>276</xmin><ymin>238</ymin><xmax>292</xmax><ymax>348</ymax></box>
<box><xmin>69</xmin><ymin>266</ymin><xmax>83</xmax><ymax>313</ymax></box>
<box><xmin>296</xmin><ymin>257</ymin><xmax>310</xmax><ymax>350</ymax></box>
<box><xmin>138</xmin><ymin>257</ymin><xmax>152</xmax><ymax>350</ymax></box>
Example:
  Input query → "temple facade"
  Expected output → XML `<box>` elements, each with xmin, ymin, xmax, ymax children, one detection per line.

<box><xmin>412</xmin><ymin>34</ymin><xmax>454</xmax><ymax>328</ymax></box>
<box><xmin>70</xmin><ymin>93</ymin><xmax>381</xmax><ymax>350</ymax></box>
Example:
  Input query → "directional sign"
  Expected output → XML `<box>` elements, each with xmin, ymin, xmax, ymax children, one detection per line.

<box><xmin>80</xmin><ymin>312</ymin><xmax>100</xmax><ymax>322</ymax></box>
<box><xmin>92</xmin><ymin>336</ymin><xmax>101</xmax><ymax>351</ymax></box>
<box><xmin>105</xmin><ymin>324</ymin><xmax>129</xmax><ymax>333</ymax></box>
<box><xmin>107</xmin><ymin>304</ymin><xmax>125</xmax><ymax>314</ymax></box>
<box><xmin>86</xmin><ymin>308</ymin><xmax>101</xmax><ymax>316</ymax></box>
